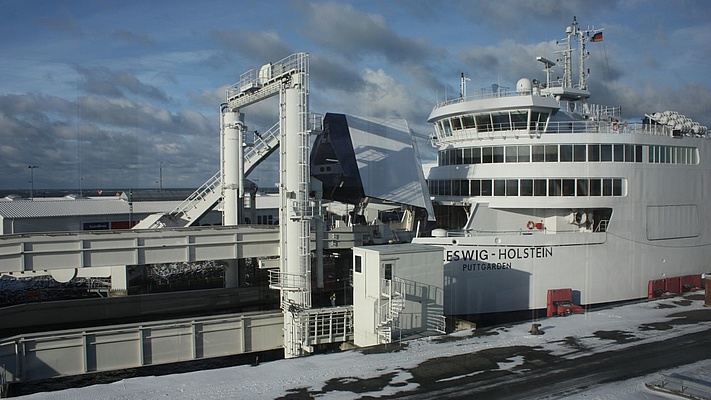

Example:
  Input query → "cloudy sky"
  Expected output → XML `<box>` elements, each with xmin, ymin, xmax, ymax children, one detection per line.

<box><xmin>1</xmin><ymin>0</ymin><xmax>710</xmax><ymax>191</ymax></box>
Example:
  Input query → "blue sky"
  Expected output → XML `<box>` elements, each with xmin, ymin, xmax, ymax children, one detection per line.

<box><xmin>1</xmin><ymin>0</ymin><xmax>710</xmax><ymax>190</ymax></box>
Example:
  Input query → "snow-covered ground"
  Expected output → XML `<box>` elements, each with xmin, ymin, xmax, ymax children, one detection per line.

<box><xmin>14</xmin><ymin>292</ymin><xmax>711</xmax><ymax>399</ymax></box>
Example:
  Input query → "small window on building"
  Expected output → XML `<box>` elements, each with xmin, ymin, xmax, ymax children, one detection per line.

<box><xmin>354</xmin><ymin>255</ymin><xmax>362</xmax><ymax>273</ymax></box>
<box><xmin>534</xmin><ymin>179</ymin><xmax>547</xmax><ymax>196</ymax></box>
<box><xmin>383</xmin><ymin>263</ymin><xmax>392</xmax><ymax>280</ymax></box>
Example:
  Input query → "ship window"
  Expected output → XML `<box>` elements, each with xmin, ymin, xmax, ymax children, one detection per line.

<box><xmin>505</xmin><ymin>146</ymin><xmax>518</xmax><ymax>163</ymax></box>
<box><xmin>530</xmin><ymin>111</ymin><xmax>547</xmax><ymax>130</ymax></box>
<box><xmin>560</xmin><ymin>144</ymin><xmax>573</xmax><ymax>162</ymax></box>
<box><xmin>473</xmin><ymin>147</ymin><xmax>482</xmax><ymax>164</ymax></box>
<box><xmin>534</xmin><ymin>179</ymin><xmax>547</xmax><ymax>196</ymax></box>
<box><xmin>661</xmin><ymin>146</ymin><xmax>668</xmax><ymax>164</ymax></box>
<box><xmin>562</xmin><ymin>179</ymin><xmax>575</xmax><ymax>196</ymax></box>
<box><xmin>518</xmin><ymin>145</ymin><xmax>530</xmax><ymax>162</ymax></box>
<box><xmin>506</xmin><ymin>179</ymin><xmax>518</xmax><ymax>196</ymax></box>
<box><xmin>354</xmin><ymin>255</ymin><xmax>362</xmax><ymax>273</ymax></box>
<box><xmin>454</xmin><ymin>148</ymin><xmax>463</xmax><ymax>165</ymax></box>
<box><xmin>463</xmin><ymin>148</ymin><xmax>473</xmax><ymax>164</ymax></box>
<box><xmin>590</xmin><ymin>179</ymin><xmax>602</xmax><ymax>196</ymax></box>
<box><xmin>692</xmin><ymin>148</ymin><xmax>699</xmax><ymax>164</ymax></box>
<box><xmin>602</xmin><ymin>179</ymin><xmax>613</xmax><ymax>196</ymax></box>
<box><xmin>635</xmin><ymin>145</ymin><xmax>643</xmax><ymax>163</ymax></box>
<box><xmin>462</xmin><ymin>115</ymin><xmax>476</xmax><ymax>129</ymax></box>
<box><xmin>438</xmin><ymin>180</ymin><xmax>448</xmax><ymax>196</ymax></box>
<box><xmin>476</xmin><ymin>114</ymin><xmax>493</xmax><ymax>132</ymax></box>
<box><xmin>613</xmin><ymin>179</ymin><xmax>622</xmax><ymax>196</ymax></box>
<box><xmin>494</xmin><ymin>179</ymin><xmax>506</xmax><ymax>196</ymax></box>
<box><xmin>614</xmin><ymin>145</ymin><xmax>624</xmax><ymax>162</ymax></box>
<box><xmin>451</xmin><ymin>117</ymin><xmax>462</xmax><ymax>131</ymax></box>
<box><xmin>545</xmin><ymin>145</ymin><xmax>559</xmax><ymax>162</ymax></box>
<box><xmin>481</xmin><ymin>179</ymin><xmax>492</xmax><ymax>196</ymax></box>
<box><xmin>438</xmin><ymin>150</ymin><xmax>446</xmax><ymax>166</ymax></box>
<box><xmin>600</xmin><ymin>144</ymin><xmax>613</xmax><ymax>162</ymax></box>
<box><xmin>470</xmin><ymin>180</ymin><xmax>480</xmax><ymax>196</ymax></box>
<box><xmin>440</xmin><ymin>120</ymin><xmax>452</xmax><ymax>137</ymax></box>
<box><xmin>577</xmin><ymin>179</ymin><xmax>589</xmax><ymax>196</ymax></box>
<box><xmin>588</xmin><ymin>144</ymin><xmax>600</xmax><ymax>162</ymax></box>
<box><xmin>510</xmin><ymin>111</ymin><xmax>528</xmax><ymax>130</ymax></box>
<box><xmin>520</xmin><ymin>179</ymin><xmax>533</xmax><ymax>196</ymax></box>
<box><xmin>493</xmin><ymin>146</ymin><xmax>504</xmax><ymax>163</ymax></box>
<box><xmin>532</xmin><ymin>145</ymin><xmax>545</xmax><ymax>162</ymax></box>
<box><xmin>549</xmin><ymin>179</ymin><xmax>562</xmax><ymax>196</ymax></box>
<box><xmin>452</xmin><ymin>179</ymin><xmax>461</xmax><ymax>196</ymax></box>
<box><xmin>482</xmin><ymin>147</ymin><xmax>493</xmax><ymax>163</ymax></box>
<box><xmin>462</xmin><ymin>180</ymin><xmax>471</xmax><ymax>196</ymax></box>
<box><xmin>574</xmin><ymin>145</ymin><xmax>586</xmax><ymax>162</ymax></box>
<box><xmin>492</xmin><ymin>113</ymin><xmax>510</xmax><ymax>130</ymax></box>
<box><xmin>624</xmin><ymin>144</ymin><xmax>634</xmax><ymax>162</ymax></box>
<box><xmin>428</xmin><ymin>180</ymin><xmax>436</xmax><ymax>195</ymax></box>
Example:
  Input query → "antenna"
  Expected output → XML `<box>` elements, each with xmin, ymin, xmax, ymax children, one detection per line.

<box><xmin>459</xmin><ymin>72</ymin><xmax>470</xmax><ymax>99</ymax></box>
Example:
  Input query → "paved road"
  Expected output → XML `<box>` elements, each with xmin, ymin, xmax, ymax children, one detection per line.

<box><xmin>398</xmin><ymin>327</ymin><xmax>711</xmax><ymax>399</ymax></box>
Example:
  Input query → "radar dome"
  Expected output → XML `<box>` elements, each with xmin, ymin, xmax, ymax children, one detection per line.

<box><xmin>516</xmin><ymin>78</ymin><xmax>533</xmax><ymax>95</ymax></box>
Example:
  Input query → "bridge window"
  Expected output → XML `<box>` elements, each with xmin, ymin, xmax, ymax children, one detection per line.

<box><xmin>462</xmin><ymin>115</ymin><xmax>476</xmax><ymax>129</ymax></box>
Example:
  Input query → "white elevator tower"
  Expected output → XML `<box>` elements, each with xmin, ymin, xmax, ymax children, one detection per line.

<box><xmin>223</xmin><ymin>53</ymin><xmax>316</xmax><ymax>358</ymax></box>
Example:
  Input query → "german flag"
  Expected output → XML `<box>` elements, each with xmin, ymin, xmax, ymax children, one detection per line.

<box><xmin>591</xmin><ymin>32</ymin><xmax>603</xmax><ymax>42</ymax></box>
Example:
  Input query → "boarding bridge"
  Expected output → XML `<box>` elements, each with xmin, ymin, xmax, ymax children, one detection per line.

<box><xmin>132</xmin><ymin>121</ymin><xmax>282</xmax><ymax>230</ymax></box>
<box><xmin>0</xmin><ymin>225</ymin><xmax>279</xmax><ymax>275</ymax></box>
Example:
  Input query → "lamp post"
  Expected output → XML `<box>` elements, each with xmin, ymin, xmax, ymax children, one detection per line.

<box><xmin>159</xmin><ymin>161</ymin><xmax>163</xmax><ymax>191</ymax></box>
<box><xmin>28</xmin><ymin>165</ymin><xmax>38</xmax><ymax>199</ymax></box>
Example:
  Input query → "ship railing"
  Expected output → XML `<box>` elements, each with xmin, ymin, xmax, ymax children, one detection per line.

<box><xmin>433</xmin><ymin>120</ymin><xmax>692</xmax><ymax>145</ymax></box>
<box><xmin>433</xmin><ymin>86</ymin><xmax>518</xmax><ymax>108</ymax></box>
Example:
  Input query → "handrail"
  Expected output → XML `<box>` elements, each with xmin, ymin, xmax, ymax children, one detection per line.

<box><xmin>169</xmin><ymin>171</ymin><xmax>221</xmax><ymax>219</ymax></box>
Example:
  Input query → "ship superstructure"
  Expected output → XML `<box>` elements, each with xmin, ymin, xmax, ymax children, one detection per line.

<box><xmin>413</xmin><ymin>17</ymin><xmax>711</xmax><ymax>324</ymax></box>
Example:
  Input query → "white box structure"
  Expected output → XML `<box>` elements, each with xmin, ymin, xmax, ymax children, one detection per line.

<box><xmin>352</xmin><ymin>244</ymin><xmax>444</xmax><ymax>347</ymax></box>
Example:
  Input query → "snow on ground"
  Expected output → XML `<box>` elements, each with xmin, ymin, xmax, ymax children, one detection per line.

<box><xmin>14</xmin><ymin>293</ymin><xmax>711</xmax><ymax>400</ymax></box>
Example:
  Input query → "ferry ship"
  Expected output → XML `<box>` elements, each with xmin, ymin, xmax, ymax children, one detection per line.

<box><xmin>413</xmin><ymin>17</ymin><xmax>711</xmax><ymax>324</ymax></box>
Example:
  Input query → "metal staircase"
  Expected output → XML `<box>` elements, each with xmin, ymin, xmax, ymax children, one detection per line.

<box><xmin>133</xmin><ymin>122</ymin><xmax>281</xmax><ymax>230</ymax></box>
<box><xmin>377</xmin><ymin>277</ymin><xmax>406</xmax><ymax>344</ymax></box>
